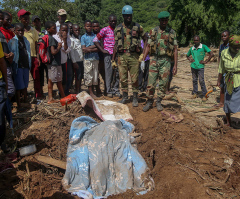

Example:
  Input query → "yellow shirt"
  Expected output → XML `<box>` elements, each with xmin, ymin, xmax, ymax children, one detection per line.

<box><xmin>24</xmin><ymin>27</ymin><xmax>39</xmax><ymax>57</ymax></box>
<box><xmin>0</xmin><ymin>43</ymin><xmax>5</xmax><ymax>79</ymax></box>
<box><xmin>219</xmin><ymin>48</ymin><xmax>240</xmax><ymax>88</ymax></box>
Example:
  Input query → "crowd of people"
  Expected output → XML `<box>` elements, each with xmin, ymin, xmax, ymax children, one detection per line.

<box><xmin>0</xmin><ymin>5</ymin><xmax>239</xmax><ymax>150</ymax></box>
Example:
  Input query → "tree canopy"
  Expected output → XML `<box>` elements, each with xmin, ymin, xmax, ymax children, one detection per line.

<box><xmin>168</xmin><ymin>0</ymin><xmax>240</xmax><ymax>46</ymax></box>
<box><xmin>1</xmin><ymin>0</ymin><xmax>240</xmax><ymax>46</ymax></box>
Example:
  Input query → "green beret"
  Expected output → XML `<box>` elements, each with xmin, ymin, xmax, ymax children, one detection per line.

<box><xmin>158</xmin><ymin>11</ymin><xmax>170</xmax><ymax>19</ymax></box>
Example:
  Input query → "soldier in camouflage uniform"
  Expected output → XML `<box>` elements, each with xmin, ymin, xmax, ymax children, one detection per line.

<box><xmin>111</xmin><ymin>5</ymin><xmax>146</xmax><ymax>107</ymax></box>
<box><xmin>142</xmin><ymin>11</ymin><xmax>178</xmax><ymax>112</ymax></box>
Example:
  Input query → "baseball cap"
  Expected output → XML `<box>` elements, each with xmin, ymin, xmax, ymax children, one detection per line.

<box><xmin>17</xmin><ymin>9</ymin><xmax>31</xmax><ymax>18</ymax></box>
<box><xmin>32</xmin><ymin>15</ymin><xmax>40</xmax><ymax>22</ymax></box>
<box><xmin>57</xmin><ymin>9</ymin><xmax>67</xmax><ymax>16</ymax></box>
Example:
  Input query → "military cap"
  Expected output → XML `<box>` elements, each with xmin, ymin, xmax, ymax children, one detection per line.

<box><xmin>158</xmin><ymin>11</ymin><xmax>170</xmax><ymax>19</ymax></box>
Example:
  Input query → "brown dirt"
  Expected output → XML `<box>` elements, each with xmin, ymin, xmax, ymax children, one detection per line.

<box><xmin>1</xmin><ymin>48</ymin><xmax>240</xmax><ymax>199</ymax></box>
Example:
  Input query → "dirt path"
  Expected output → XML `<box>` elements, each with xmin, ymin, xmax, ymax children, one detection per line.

<box><xmin>1</xmin><ymin>48</ymin><xmax>240</xmax><ymax>199</ymax></box>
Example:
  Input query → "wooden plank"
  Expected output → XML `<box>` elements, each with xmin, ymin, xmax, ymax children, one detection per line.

<box><xmin>36</xmin><ymin>155</ymin><xmax>66</xmax><ymax>170</ymax></box>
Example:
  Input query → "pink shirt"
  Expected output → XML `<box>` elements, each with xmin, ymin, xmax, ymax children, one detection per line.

<box><xmin>93</xmin><ymin>26</ymin><xmax>115</xmax><ymax>54</ymax></box>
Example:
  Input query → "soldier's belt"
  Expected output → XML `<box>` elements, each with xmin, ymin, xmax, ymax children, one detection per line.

<box><xmin>155</xmin><ymin>55</ymin><xmax>171</xmax><ymax>60</ymax></box>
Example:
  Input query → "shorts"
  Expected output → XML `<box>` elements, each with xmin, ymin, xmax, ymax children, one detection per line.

<box><xmin>14</xmin><ymin>68</ymin><xmax>29</xmax><ymax>90</ymax></box>
<box><xmin>48</xmin><ymin>65</ymin><xmax>62</xmax><ymax>83</ymax></box>
<box><xmin>84</xmin><ymin>60</ymin><xmax>99</xmax><ymax>86</ymax></box>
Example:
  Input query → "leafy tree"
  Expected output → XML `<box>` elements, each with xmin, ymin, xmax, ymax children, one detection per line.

<box><xmin>168</xmin><ymin>0</ymin><xmax>240</xmax><ymax>46</ymax></box>
<box><xmin>97</xmin><ymin>0</ymin><xmax>169</xmax><ymax>31</ymax></box>
<box><xmin>0</xmin><ymin>0</ymin><xmax>81</xmax><ymax>26</ymax></box>
<box><xmin>75</xmin><ymin>0</ymin><xmax>101</xmax><ymax>22</ymax></box>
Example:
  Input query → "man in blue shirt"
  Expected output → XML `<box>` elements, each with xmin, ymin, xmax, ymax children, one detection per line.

<box><xmin>81</xmin><ymin>20</ymin><xmax>99</xmax><ymax>99</ymax></box>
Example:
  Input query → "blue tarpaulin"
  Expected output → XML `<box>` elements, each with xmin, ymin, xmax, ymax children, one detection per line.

<box><xmin>62</xmin><ymin>116</ymin><xmax>153</xmax><ymax>198</ymax></box>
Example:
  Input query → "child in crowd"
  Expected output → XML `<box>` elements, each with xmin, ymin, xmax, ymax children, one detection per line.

<box><xmin>17</xmin><ymin>9</ymin><xmax>42</xmax><ymax>99</ymax></box>
<box><xmin>33</xmin><ymin>15</ymin><xmax>48</xmax><ymax>97</ymax></box>
<box><xmin>0</xmin><ymin>12</ymin><xmax>15</xmax><ymax>127</ymax></box>
<box><xmin>66</xmin><ymin>21</ymin><xmax>73</xmax><ymax>36</ymax></box>
<box><xmin>70</xmin><ymin>24</ymin><xmax>83</xmax><ymax>93</ymax></box>
<box><xmin>0</xmin><ymin>10</ymin><xmax>8</xmax><ymax>147</ymax></box>
<box><xmin>53</xmin><ymin>23</ymin><xmax>72</xmax><ymax>96</ymax></box>
<box><xmin>45</xmin><ymin>21</ymin><xmax>65</xmax><ymax>103</ymax></box>
<box><xmin>186</xmin><ymin>35</ymin><xmax>213</xmax><ymax>102</ymax></box>
<box><xmin>0</xmin><ymin>12</ymin><xmax>15</xmax><ymax>98</ymax></box>
<box><xmin>8</xmin><ymin>23</ymin><xmax>31</xmax><ymax>109</ymax></box>
<box><xmin>81</xmin><ymin>20</ymin><xmax>99</xmax><ymax>99</ymax></box>
<box><xmin>92</xmin><ymin>20</ymin><xmax>105</xmax><ymax>96</ymax></box>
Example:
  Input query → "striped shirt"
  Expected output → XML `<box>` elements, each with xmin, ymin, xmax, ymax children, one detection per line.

<box><xmin>93</xmin><ymin>26</ymin><xmax>115</xmax><ymax>54</ymax></box>
<box><xmin>219</xmin><ymin>48</ymin><xmax>240</xmax><ymax>88</ymax></box>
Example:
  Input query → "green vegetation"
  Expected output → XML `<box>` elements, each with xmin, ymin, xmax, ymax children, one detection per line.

<box><xmin>1</xmin><ymin>0</ymin><xmax>240</xmax><ymax>46</ymax></box>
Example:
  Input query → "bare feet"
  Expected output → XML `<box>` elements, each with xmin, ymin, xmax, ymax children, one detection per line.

<box><xmin>225</xmin><ymin>122</ymin><xmax>232</xmax><ymax>127</ymax></box>
<box><xmin>90</xmin><ymin>93</ymin><xmax>97</xmax><ymax>99</ymax></box>
<box><xmin>214</xmin><ymin>103</ymin><xmax>224</xmax><ymax>108</ymax></box>
<box><xmin>47</xmin><ymin>99</ymin><xmax>59</xmax><ymax>104</ymax></box>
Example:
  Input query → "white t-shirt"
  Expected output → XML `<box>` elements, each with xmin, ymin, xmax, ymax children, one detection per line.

<box><xmin>53</xmin><ymin>33</ymin><xmax>71</xmax><ymax>64</ymax></box>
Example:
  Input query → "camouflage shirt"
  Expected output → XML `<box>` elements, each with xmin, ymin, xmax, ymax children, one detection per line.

<box><xmin>148</xmin><ymin>26</ymin><xmax>177</xmax><ymax>56</ymax></box>
<box><xmin>114</xmin><ymin>22</ymin><xmax>145</xmax><ymax>52</ymax></box>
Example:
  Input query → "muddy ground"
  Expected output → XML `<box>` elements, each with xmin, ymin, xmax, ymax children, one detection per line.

<box><xmin>0</xmin><ymin>48</ymin><xmax>240</xmax><ymax>199</ymax></box>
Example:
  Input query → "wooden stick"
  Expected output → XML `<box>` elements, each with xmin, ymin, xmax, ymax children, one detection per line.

<box><xmin>177</xmin><ymin>162</ymin><xmax>205</xmax><ymax>180</ymax></box>
<box><xmin>36</xmin><ymin>155</ymin><xmax>66</xmax><ymax>170</ymax></box>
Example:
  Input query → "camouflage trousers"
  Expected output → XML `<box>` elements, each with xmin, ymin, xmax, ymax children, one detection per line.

<box><xmin>118</xmin><ymin>52</ymin><xmax>139</xmax><ymax>93</ymax></box>
<box><xmin>146</xmin><ymin>56</ymin><xmax>171</xmax><ymax>99</ymax></box>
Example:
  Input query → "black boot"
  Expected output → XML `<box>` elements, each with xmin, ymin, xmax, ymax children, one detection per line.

<box><xmin>142</xmin><ymin>99</ymin><xmax>153</xmax><ymax>112</ymax></box>
<box><xmin>156</xmin><ymin>97</ymin><xmax>163</xmax><ymax>111</ymax></box>
<box><xmin>132</xmin><ymin>92</ymin><xmax>138</xmax><ymax>107</ymax></box>
<box><xmin>118</xmin><ymin>92</ymin><xmax>128</xmax><ymax>104</ymax></box>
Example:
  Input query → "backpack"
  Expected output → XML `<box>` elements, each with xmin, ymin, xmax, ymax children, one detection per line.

<box><xmin>38</xmin><ymin>35</ymin><xmax>53</xmax><ymax>64</ymax></box>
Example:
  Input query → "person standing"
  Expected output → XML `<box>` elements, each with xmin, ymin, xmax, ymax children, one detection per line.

<box><xmin>92</xmin><ymin>20</ymin><xmax>105</xmax><ymax>96</ymax></box>
<box><xmin>138</xmin><ymin>36</ymin><xmax>150</xmax><ymax>92</ymax></box>
<box><xmin>217</xmin><ymin>35</ymin><xmax>240</xmax><ymax>127</ymax></box>
<box><xmin>18</xmin><ymin>9</ymin><xmax>41</xmax><ymax>99</ymax></box>
<box><xmin>143</xmin><ymin>11</ymin><xmax>178</xmax><ymax>112</ymax></box>
<box><xmin>53</xmin><ymin>24</ymin><xmax>72</xmax><ymax>96</ymax></box>
<box><xmin>112</xmin><ymin>5</ymin><xmax>146</xmax><ymax>107</ymax></box>
<box><xmin>56</xmin><ymin>9</ymin><xmax>67</xmax><ymax>33</ymax></box>
<box><xmin>32</xmin><ymin>15</ymin><xmax>48</xmax><ymax>97</ymax></box>
<box><xmin>186</xmin><ymin>35</ymin><xmax>213</xmax><ymax>101</ymax></box>
<box><xmin>0</xmin><ymin>32</ymin><xmax>8</xmax><ymax>147</ymax></box>
<box><xmin>216</xmin><ymin>30</ymin><xmax>230</xmax><ymax>108</ymax></box>
<box><xmin>94</xmin><ymin>14</ymin><xmax>120</xmax><ymax>97</ymax></box>
<box><xmin>45</xmin><ymin>21</ymin><xmax>65</xmax><ymax>103</ymax></box>
<box><xmin>8</xmin><ymin>23</ymin><xmax>31</xmax><ymax>109</ymax></box>
<box><xmin>70</xmin><ymin>24</ymin><xmax>84</xmax><ymax>93</ymax></box>
<box><xmin>0</xmin><ymin>11</ymin><xmax>15</xmax><ymax>129</ymax></box>
<box><xmin>81</xmin><ymin>20</ymin><xmax>99</xmax><ymax>99</ymax></box>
